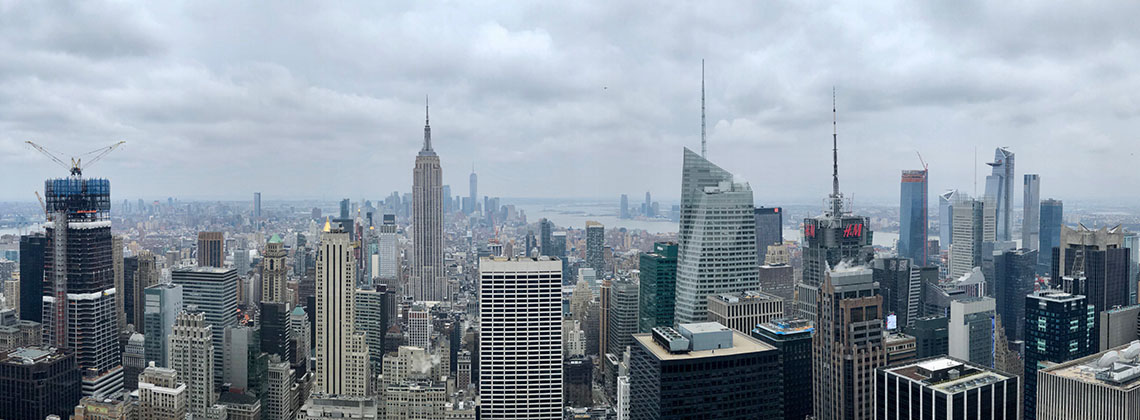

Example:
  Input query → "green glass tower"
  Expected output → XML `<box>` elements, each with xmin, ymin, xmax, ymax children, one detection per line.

<box><xmin>638</xmin><ymin>242</ymin><xmax>678</xmax><ymax>332</ymax></box>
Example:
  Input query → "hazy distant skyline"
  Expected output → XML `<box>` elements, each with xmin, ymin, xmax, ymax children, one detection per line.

<box><xmin>2</xmin><ymin>2</ymin><xmax>1139</xmax><ymax>205</ymax></box>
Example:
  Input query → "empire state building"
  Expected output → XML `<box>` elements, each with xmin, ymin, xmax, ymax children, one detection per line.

<box><xmin>411</xmin><ymin>100</ymin><xmax>445</xmax><ymax>301</ymax></box>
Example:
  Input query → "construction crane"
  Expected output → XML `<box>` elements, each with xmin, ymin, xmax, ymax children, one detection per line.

<box><xmin>34</xmin><ymin>191</ymin><xmax>46</xmax><ymax>219</ymax></box>
<box><xmin>916</xmin><ymin>151</ymin><xmax>929</xmax><ymax>171</ymax></box>
<box><xmin>25</xmin><ymin>140</ymin><xmax>125</xmax><ymax>177</ymax></box>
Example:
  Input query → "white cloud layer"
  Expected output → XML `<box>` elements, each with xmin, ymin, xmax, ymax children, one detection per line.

<box><xmin>1</xmin><ymin>1</ymin><xmax>1138</xmax><ymax>205</ymax></box>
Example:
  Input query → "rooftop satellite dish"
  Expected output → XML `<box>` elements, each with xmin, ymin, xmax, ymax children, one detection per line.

<box><xmin>1098</xmin><ymin>351</ymin><xmax>1120</xmax><ymax>368</ymax></box>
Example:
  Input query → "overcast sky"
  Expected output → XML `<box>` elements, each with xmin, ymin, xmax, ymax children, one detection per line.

<box><xmin>1</xmin><ymin>1</ymin><xmax>1138</xmax><ymax>206</ymax></box>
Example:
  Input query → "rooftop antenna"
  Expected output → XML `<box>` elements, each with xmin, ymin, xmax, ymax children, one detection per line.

<box><xmin>829</xmin><ymin>87</ymin><xmax>843</xmax><ymax>217</ymax></box>
<box><xmin>701</xmin><ymin>59</ymin><xmax>707</xmax><ymax>158</ymax></box>
<box><xmin>973</xmin><ymin>146</ymin><xmax>977</xmax><ymax>197</ymax></box>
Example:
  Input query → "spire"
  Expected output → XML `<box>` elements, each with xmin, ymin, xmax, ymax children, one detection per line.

<box><xmin>829</xmin><ymin>87</ymin><xmax>843</xmax><ymax>216</ymax></box>
<box><xmin>420</xmin><ymin>95</ymin><xmax>434</xmax><ymax>155</ymax></box>
<box><xmin>701</xmin><ymin>59</ymin><xmax>707</xmax><ymax>158</ymax></box>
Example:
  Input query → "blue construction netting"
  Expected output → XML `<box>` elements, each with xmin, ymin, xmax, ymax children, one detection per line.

<box><xmin>44</xmin><ymin>178</ymin><xmax>111</xmax><ymax>214</ymax></box>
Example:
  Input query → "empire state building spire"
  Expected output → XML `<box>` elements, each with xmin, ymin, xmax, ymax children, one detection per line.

<box><xmin>420</xmin><ymin>95</ymin><xmax>435</xmax><ymax>155</ymax></box>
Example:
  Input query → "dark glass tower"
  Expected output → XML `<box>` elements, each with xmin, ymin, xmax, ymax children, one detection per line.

<box><xmin>41</xmin><ymin>177</ymin><xmax>123</xmax><ymax>398</ymax></box>
<box><xmin>1023</xmin><ymin>290</ymin><xmax>1095</xmax><ymax>420</ymax></box>
<box><xmin>0</xmin><ymin>347</ymin><xmax>82</xmax><ymax>420</ymax></box>
<box><xmin>638</xmin><ymin>242</ymin><xmax>677</xmax><ymax>333</ymax></box>
<box><xmin>1038</xmin><ymin>199</ymin><xmax>1063</xmax><ymax>274</ymax></box>
<box><xmin>259</xmin><ymin>301</ymin><xmax>293</xmax><ymax>363</ymax></box>
<box><xmin>905</xmin><ymin>315</ymin><xmax>949</xmax><ymax>359</ymax></box>
<box><xmin>752</xmin><ymin>318</ymin><xmax>814</xmax><ymax>420</ymax></box>
<box><xmin>994</xmin><ymin>248</ymin><xmax>1039</xmax><ymax>343</ymax></box>
<box><xmin>539</xmin><ymin>218</ymin><xmax>553</xmax><ymax>257</ymax></box>
<box><xmin>1052</xmin><ymin>224</ymin><xmax>1130</xmax><ymax>351</ymax></box>
<box><xmin>754</xmin><ymin>206</ymin><xmax>783</xmax><ymax>265</ymax></box>
<box><xmin>872</xmin><ymin>256</ymin><xmax>919</xmax><ymax>329</ymax></box>
<box><xmin>18</xmin><ymin>233</ymin><xmax>46</xmax><ymax>323</ymax></box>
<box><xmin>899</xmin><ymin>169</ymin><xmax>928</xmax><ymax>265</ymax></box>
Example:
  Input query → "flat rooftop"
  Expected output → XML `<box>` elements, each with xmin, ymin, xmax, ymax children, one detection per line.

<box><xmin>1042</xmin><ymin>342</ymin><xmax>1140</xmax><ymax>391</ymax></box>
<box><xmin>886</xmin><ymin>357</ymin><xmax>1014</xmax><ymax>395</ymax></box>
<box><xmin>634</xmin><ymin>330</ymin><xmax>774</xmax><ymax>361</ymax></box>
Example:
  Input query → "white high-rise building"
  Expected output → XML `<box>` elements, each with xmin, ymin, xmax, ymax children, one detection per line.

<box><xmin>168</xmin><ymin>310</ymin><xmax>215</xmax><ymax>418</ymax></box>
<box><xmin>407</xmin><ymin>305</ymin><xmax>431</xmax><ymax>350</ymax></box>
<box><xmin>378</xmin><ymin>215</ymin><xmax>398</xmax><ymax>281</ymax></box>
<box><xmin>948</xmin><ymin>297</ymin><xmax>997</xmax><ymax>367</ymax></box>
<box><xmin>616</xmin><ymin>375</ymin><xmax>630</xmax><ymax>420</ymax></box>
<box><xmin>266</xmin><ymin>357</ymin><xmax>297</xmax><ymax>420</ymax></box>
<box><xmin>949</xmin><ymin>196</ymin><xmax>985</xmax><ymax>280</ymax></box>
<box><xmin>674</xmin><ymin>148</ymin><xmax>759</xmax><ymax>324</ymax></box>
<box><xmin>1023</xmin><ymin>174</ymin><xmax>1041</xmax><ymax>250</ymax></box>
<box><xmin>478</xmin><ymin>257</ymin><xmax>563</xmax><ymax>419</ymax></box>
<box><xmin>315</xmin><ymin>223</ymin><xmax>370</xmax><ymax>397</ymax></box>
<box><xmin>411</xmin><ymin>102</ymin><xmax>446</xmax><ymax>301</ymax></box>
<box><xmin>137</xmin><ymin>362</ymin><xmax>188</xmax><ymax>420</ymax></box>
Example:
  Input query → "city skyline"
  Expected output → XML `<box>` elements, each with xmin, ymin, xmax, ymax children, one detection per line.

<box><xmin>3</xmin><ymin>2</ymin><xmax>1140</xmax><ymax>204</ymax></box>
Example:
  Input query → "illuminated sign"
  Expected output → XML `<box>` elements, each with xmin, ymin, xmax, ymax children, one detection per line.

<box><xmin>804</xmin><ymin>224</ymin><xmax>816</xmax><ymax>238</ymax></box>
<box><xmin>843</xmin><ymin>223</ymin><xmax>863</xmax><ymax>238</ymax></box>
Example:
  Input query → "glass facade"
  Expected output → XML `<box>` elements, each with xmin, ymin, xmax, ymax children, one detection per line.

<box><xmin>1023</xmin><ymin>291</ymin><xmax>1095</xmax><ymax>420</ymax></box>
<box><xmin>1038</xmin><ymin>199</ymin><xmax>1063</xmax><ymax>275</ymax></box>
<box><xmin>638</xmin><ymin>242</ymin><xmax>677</xmax><ymax>333</ymax></box>
<box><xmin>900</xmin><ymin>169</ymin><xmax>928</xmax><ymax>265</ymax></box>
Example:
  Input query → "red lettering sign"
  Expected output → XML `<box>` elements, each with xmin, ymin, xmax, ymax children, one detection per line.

<box><xmin>843</xmin><ymin>223</ymin><xmax>863</xmax><ymax>238</ymax></box>
<box><xmin>805</xmin><ymin>224</ymin><xmax>816</xmax><ymax>238</ymax></box>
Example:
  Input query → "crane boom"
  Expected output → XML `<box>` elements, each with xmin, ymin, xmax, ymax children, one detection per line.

<box><xmin>34</xmin><ymin>191</ymin><xmax>47</xmax><ymax>220</ymax></box>
<box><xmin>25</xmin><ymin>140</ymin><xmax>125</xmax><ymax>177</ymax></box>
<box><xmin>25</xmin><ymin>141</ymin><xmax>69</xmax><ymax>170</ymax></box>
<box><xmin>915</xmin><ymin>151</ymin><xmax>928</xmax><ymax>171</ymax></box>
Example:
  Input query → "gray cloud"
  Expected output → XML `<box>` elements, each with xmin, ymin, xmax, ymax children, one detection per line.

<box><xmin>1</xmin><ymin>0</ymin><xmax>1138</xmax><ymax>206</ymax></box>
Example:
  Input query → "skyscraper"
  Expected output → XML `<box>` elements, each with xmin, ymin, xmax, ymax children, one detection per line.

<box><xmin>629</xmin><ymin>323</ymin><xmax>781</xmax><ymax>419</ymax></box>
<box><xmin>606</xmin><ymin>278</ymin><xmax>639</xmax><ymax>357</ymax></box>
<box><xmin>1024</xmin><ymin>290</ymin><xmax>1095</xmax><ymax>420</ymax></box>
<box><xmin>982</xmin><ymin>147</ymin><xmax>1015</xmax><ymax>242</ymax></box>
<box><xmin>411</xmin><ymin>101</ymin><xmax>446</xmax><ymax>302</ymax></box>
<box><xmin>262</xmin><ymin>234</ymin><xmax>287</xmax><ymax>303</ymax></box>
<box><xmin>478</xmin><ymin>257</ymin><xmax>562</xmax><ymax>419</ymax></box>
<box><xmin>872</xmin><ymin>257</ymin><xmax>921</xmax><ymax>329</ymax></box>
<box><xmin>0</xmin><ymin>347</ymin><xmax>81</xmax><ymax>420</ymax></box>
<box><xmin>1038</xmin><ymin>199</ymin><xmax>1063</xmax><ymax>274</ymax></box>
<box><xmin>169</xmin><ymin>310</ymin><xmax>215</xmax><ymax>418</ymax></box>
<box><xmin>812</xmin><ymin>264</ymin><xmax>885</xmax><ymax>420</ymax></box>
<box><xmin>1036</xmin><ymin>341</ymin><xmax>1140</xmax><ymax>420</ymax></box>
<box><xmin>17</xmin><ymin>233</ymin><xmax>45</xmax><ymax>323</ymax></box>
<box><xmin>993</xmin><ymin>248</ymin><xmax>1038</xmax><ymax>343</ymax></box>
<box><xmin>876</xmin><ymin>357</ymin><xmax>1020</xmax><ymax>420</ymax></box>
<box><xmin>794</xmin><ymin>104</ymin><xmax>874</xmax><ymax>321</ymax></box>
<box><xmin>620</xmin><ymin>194</ymin><xmax>629</xmax><ymax>219</ymax></box>
<box><xmin>137</xmin><ymin>362</ymin><xmax>188</xmax><ymax>420</ymax></box>
<box><xmin>638</xmin><ymin>242</ymin><xmax>677</xmax><ymax>333</ymax></box>
<box><xmin>1053</xmin><ymin>224</ymin><xmax>1130</xmax><ymax>349</ymax></box>
<box><xmin>407</xmin><ymin>304</ymin><xmax>431</xmax><ymax>349</ymax></box>
<box><xmin>586</xmin><ymin>221</ymin><xmax>605</xmax><ymax>275</ymax></box>
<box><xmin>899</xmin><ymin>169</ymin><xmax>928</xmax><ymax>265</ymax></box>
<box><xmin>752</xmin><ymin>318</ymin><xmax>814</xmax><ymax>420</ymax></box>
<box><xmin>378</xmin><ymin>214</ymin><xmax>398</xmax><ymax>281</ymax></box>
<box><xmin>675</xmin><ymin>148</ymin><xmax>759</xmax><ymax>324</ymax></box>
<box><xmin>171</xmin><ymin>267</ymin><xmax>237</xmax><ymax>389</ymax></box>
<box><xmin>468</xmin><ymin>164</ymin><xmax>477</xmax><ymax>215</ymax></box>
<box><xmin>949</xmin><ymin>196</ymin><xmax>985</xmax><ymax>280</ymax></box>
<box><xmin>143</xmin><ymin>283</ymin><xmax>182</xmax><ymax>367</ymax></box>
<box><xmin>539</xmin><ymin>218</ymin><xmax>554</xmax><ymax>257</ymax></box>
<box><xmin>197</xmin><ymin>231</ymin><xmax>224</xmax><ymax>268</ymax></box>
<box><xmin>40</xmin><ymin>176</ymin><xmax>123</xmax><ymax>398</ymax></box>
<box><xmin>1023</xmin><ymin>174</ymin><xmax>1041</xmax><ymax>250</ymax></box>
<box><xmin>253</xmin><ymin>192</ymin><xmax>262</xmax><ymax>225</ymax></box>
<box><xmin>948</xmin><ymin>297</ymin><xmax>996</xmax><ymax>367</ymax></box>
<box><xmin>938</xmin><ymin>189</ymin><xmax>958</xmax><ymax>251</ymax></box>
<box><xmin>754</xmin><ymin>206</ymin><xmax>783</xmax><ymax>265</ymax></box>
<box><xmin>314</xmin><ymin>223</ymin><xmax>369</xmax><ymax>397</ymax></box>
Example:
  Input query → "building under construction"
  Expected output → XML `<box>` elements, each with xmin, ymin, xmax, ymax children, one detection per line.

<box><xmin>40</xmin><ymin>176</ymin><xmax>123</xmax><ymax>398</ymax></box>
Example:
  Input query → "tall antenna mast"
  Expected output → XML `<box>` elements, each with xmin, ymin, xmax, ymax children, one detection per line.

<box><xmin>830</xmin><ymin>87</ymin><xmax>842</xmax><ymax>216</ymax></box>
<box><xmin>701</xmin><ymin>59</ymin><xmax>707</xmax><ymax>158</ymax></box>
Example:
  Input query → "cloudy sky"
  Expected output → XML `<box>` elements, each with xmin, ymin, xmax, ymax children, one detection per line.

<box><xmin>1</xmin><ymin>1</ymin><xmax>1138</xmax><ymax>206</ymax></box>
